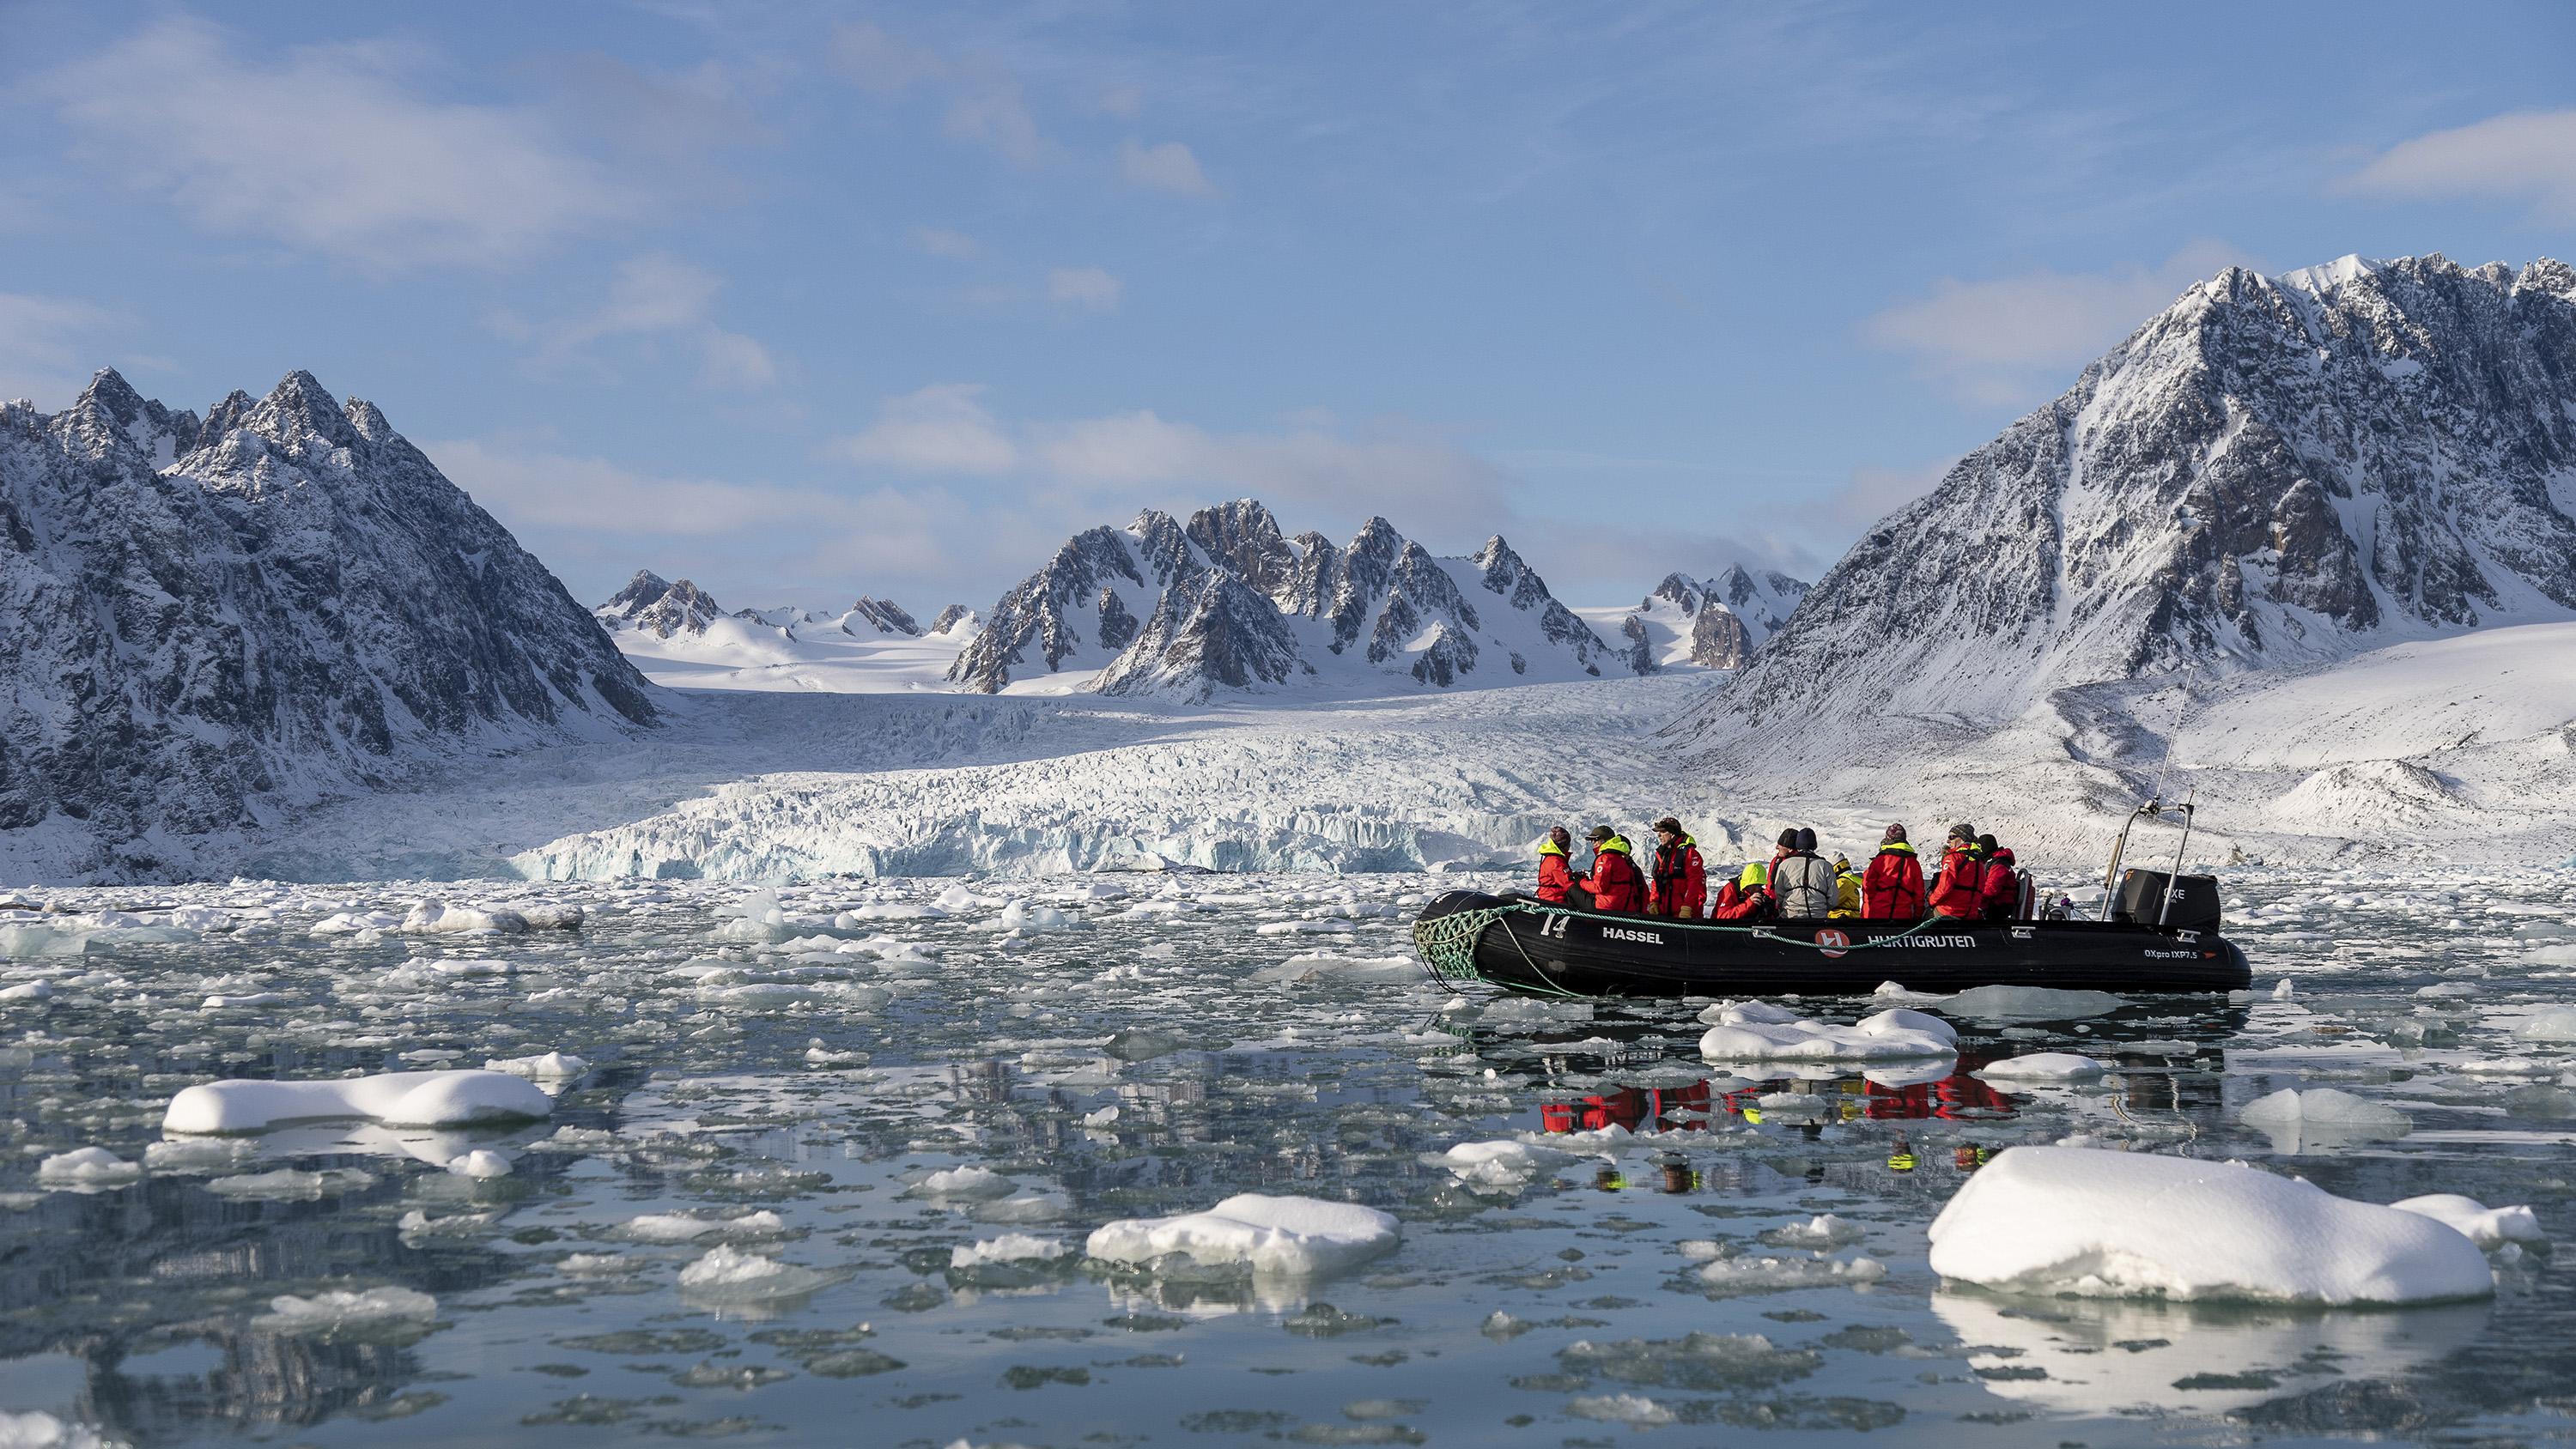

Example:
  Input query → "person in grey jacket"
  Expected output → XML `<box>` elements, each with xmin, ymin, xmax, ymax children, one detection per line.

<box><xmin>1770</xmin><ymin>827</ymin><xmax>1838</xmax><ymax>919</ymax></box>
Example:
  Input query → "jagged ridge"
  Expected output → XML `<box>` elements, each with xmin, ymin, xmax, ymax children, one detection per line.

<box><xmin>947</xmin><ymin>500</ymin><xmax>1620</xmax><ymax>699</ymax></box>
<box><xmin>1</xmin><ymin>367</ymin><xmax>658</xmax><ymax>879</ymax></box>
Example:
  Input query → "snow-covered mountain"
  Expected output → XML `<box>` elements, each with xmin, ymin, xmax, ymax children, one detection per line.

<box><xmin>949</xmin><ymin>500</ymin><xmax>1621</xmax><ymax>699</ymax></box>
<box><xmin>595</xmin><ymin>570</ymin><xmax>979</xmax><ymax>694</ymax></box>
<box><xmin>1</xmin><ymin>368</ymin><xmax>658</xmax><ymax>879</ymax></box>
<box><xmin>1587</xmin><ymin>566</ymin><xmax>1810</xmax><ymax>670</ymax></box>
<box><xmin>1677</xmin><ymin>253</ymin><xmax>2576</xmax><ymax>758</ymax></box>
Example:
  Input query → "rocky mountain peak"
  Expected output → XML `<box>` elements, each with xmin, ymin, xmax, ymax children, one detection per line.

<box><xmin>849</xmin><ymin>596</ymin><xmax>922</xmax><ymax>636</ymax></box>
<box><xmin>3</xmin><ymin>367</ymin><xmax>658</xmax><ymax>879</ymax></box>
<box><xmin>947</xmin><ymin>500</ymin><xmax>1614</xmax><ymax>698</ymax></box>
<box><xmin>1672</xmin><ymin>250</ymin><xmax>2576</xmax><ymax>765</ymax></box>
<box><xmin>596</xmin><ymin>572</ymin><xmax>726</xmax><ymax>638</ymax></box>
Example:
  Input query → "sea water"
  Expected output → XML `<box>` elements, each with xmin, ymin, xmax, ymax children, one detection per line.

<box><xmin>0</xmin><ymin>867</ymin><xmax>2568</xmax><ymax>1446</ymax></box>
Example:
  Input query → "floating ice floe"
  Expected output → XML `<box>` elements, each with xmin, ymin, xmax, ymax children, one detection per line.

<box><xmin>1086</xmin><ymin>1193</ymin><xmax>1400</xmax><ymax>1276</ymax></box>
<box><xmin>206</xmin><ymin>1167</ymin><xmax>378</xmax><ymax>1200</ymax></box>
<box><xmin>310</xmin><ymin>911</ymin><xmax>403</xmax><ymax>935</ymax></box>
<box><xmin>1696</xmin><ymin>1253</ymin><xmax>1888</xmax><ymax>1295</ymax></box>
<box><xmin>2239</xmin><ymin>1087</ymin><xmax>2414</xmax><ymax>1149</ymax></box>
<box><xmin>37</xmin><ymin>1147</ymin><xmax>142</xmax><ymax>1189</ymax></box>
<box><xmin>1698</xmin><ymin>1003</ymin><xmax>1955</xmax><ymax>1061</ymax></box>
<box><xmin>2513</xmin><ymin>1006</ymin><xmax>2576</xmax><ymax>1042</ymax></box>
<box><xmin>903</xmin><ymin>1165</ymin><xmax>1018</xmax><ymax>1200</ymax></box>
<box><xmin>162</xmin><ymin>1070</ymin><xmax>554</xmax><ymax>1132</ymax></box>
<box><xmin>1759</xmin><ymin>1214</ymin><xmax>1866</xmax><ymax>1249</ymax></box>
<box><xmin>483</xmin><ymin>1052</ymin><xmax>590</xmax><ymax>1078</ymax></box>
<box><xmin>1978</xmin><ymin>1052</ymin><xmax>2105</xmax><ymax>1080</ymax></box>
<box><xmin>0</xmin><ymin>1410</ymin><xmax>116</xmax><ymax>1449</ymax></box>
<box><xmin>1927</xmin><ymin>1146</ymin><xmax>2492</xmax><ymax>1303</ymax></box>
<box><xmin>621</xmin><ymin>1210</ymin><xmax>788</xmax><ymax>1242</ymax></box>
<box><xmin>401</xmin><ymin>900</ymin><xmax>538</xmax><ymax>934</ymax></box>
<box><xmin>142</xmin><ymin>1138</ymin><xmax>259</xmax><ymax>1174</ymax></box>
<box><xmin>1423</xmin><ymin>1139</ymin><xmax>1583</xmax><ymax>1187</ymax></box>
<box><xmin>1565</xmin><ymin>1394</ymin><xmax>1674</xmax><ymax>1427</ymax></box>
<box><xmin>676</xmin><ymin>1245</ymin><xmax>843</xmax><ymax>1301</ymax></box>
<box><xmin>950</xmin><ymin>1234</ymin><xmax>1072</xmax><ymax>1268</ymax></box>
<box><xmin>447</xmin><ymin>1150</ymin><xmax>512</xmax><ymax>1179</ymax></box>
<box><xmin>1939</xmin><ymin>985</ymin><xmax>2120</xmax><ymax>1019</ymax></box>
<box><xmin>1251</xmin><ymin>954</ymin><xmax>1419</xmax><ymax>985</ymax></box>
<box><xmin>2390</xmin><ymin>1194</ymin><xmax>2546</xmax><ymax>1251</ymax></box>
<box><xmin>252</xmin><ymin>1286</ymin><xmax>438</xmax><ymax>1331</ymax></box>
<box><xmin>0</xmin><ymin>979</ymin><xmax>55</xmax><ymax>1000</ymax></box>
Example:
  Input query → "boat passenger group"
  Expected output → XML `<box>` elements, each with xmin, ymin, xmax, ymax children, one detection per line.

<box><xmin>1532</xmin><ymin>819</ymin><xmax>2032</xmax><ymax>922</ymax></box>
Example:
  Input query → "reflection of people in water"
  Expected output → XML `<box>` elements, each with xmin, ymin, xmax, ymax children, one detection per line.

<box><xmin>1539</xmin><ymin>1068</ymin><xmax>2018</xmax><ymax>1138</ymax></box>
<box><xmin>1954</xmin><ymin>1143</ymin><xmax>1990</xmax><ymax>1173</ymax></box>
<box><xmin>1888</xmin><ymin>1132</ymin><xmax>1917</xmax><ymax>1173</ymax></box>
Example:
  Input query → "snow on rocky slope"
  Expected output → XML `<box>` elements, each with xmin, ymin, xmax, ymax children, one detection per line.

<box><xmin>592</xmin><ymin>572</ymin><xmax>977</xmax><ymax>693</ymax></box>
<box><xmin>950</xmin><ymin>500</ymin><xmax>1623</xmax><ymax>699</ymax></box>
<box><xmin>1</xmin><ymin>369</ymin><xmax>658</xmax><ymax>882</ymax></box>
<box><xmin>1661</xmin><ymin>253</ymin><xmax>2576</xmax><ymax>864</ymax></box>
<box><xmin>1576</xmin><ymin>566</ymin><xmax>1810</xmax><ymax>671</ymax></box>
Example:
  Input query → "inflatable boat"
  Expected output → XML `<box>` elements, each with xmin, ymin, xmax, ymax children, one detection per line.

<box><xmin>1411</xmin><ymin>804</ymin><xmax>2249</xmax><ymax>997</ymax></box>
<box><xmin>1411</xmin><ymin>890</ymin><xmax>2247</xmax><ymax>997</ymax></box>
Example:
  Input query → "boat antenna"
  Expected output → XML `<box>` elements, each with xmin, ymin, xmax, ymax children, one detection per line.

<box><xmin>2144</xmin><ymin>661</ymin><xmax>2200</xmax><ymax>805</ymax></box>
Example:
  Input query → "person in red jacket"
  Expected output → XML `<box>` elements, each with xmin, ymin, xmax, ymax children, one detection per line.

<box><xmin>1926</xmin><ymin>823</ymin><xmax>1984</xmax><ymax>919</ymax></box>
<box><xmin>1644</xmin><ymin>816</ymin><xmax>1707</xmax><ymax>919</ymax></box>
<box><xmin>1861</xmin><ymin>823</ymin><xmax>1927</xmax><ymax>920</ymax></box>
<box><xmin>1579</xmin><ymin>826</ymin><xmax>1645</xmax><ymax>912</ymax></box>
<box><xmin>1534</xmin><ymin>827</ymin><xmax>1577</xmax><ymax>903</ymax></box>
<box><xmin>1977</xmin><ymin>834</ymin><xmax>2021</xmax><ymax>920</ymax></box>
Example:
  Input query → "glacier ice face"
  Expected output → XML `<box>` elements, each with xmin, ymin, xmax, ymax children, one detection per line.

<box><xmin>0</xmin><ymin>367</ymin><xmax>658</xmax><ymax>882</ymax></box>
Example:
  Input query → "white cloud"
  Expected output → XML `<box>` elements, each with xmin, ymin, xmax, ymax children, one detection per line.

<box><xmin>829</xmin><ymin>22</ymin><xmax>1044</xmax><ymax>167</ymax></box>
<box><xmin>510</xmin><ymin>253</ymin><xmax>776</xmax><ymax>389</ymax></box>
<box><xmin>1863</xmin><ymin>239</ymin><xmax>2253</xmax><ymax>407</ymax></box>
<box><xmin>429</xmin><ymin>437</ymin><xmax>856</xmax><ymax>537</ymax></box>
<box><xmin>2341</xmin><ymin>109</ymin><xmax>2576</xmax><ymax>224</ymax></box>
<box><xmin>1036</xmin><ymin>409</ymin><xmax>1515</xmax><ymax>523</ymax></box>
<box><xmin>908</xmin><ymin>227</ymin><xmax>982</xmax><ymax>259</ymax></box>
<box><xmin>43</xmin><ymin>16</ymin><xmax>640</xmax><ymax>272</ymax></box>
<box><xmin>0</xmin><ymin>292</ymin><xmax>123</xmax><ymax>408</ymax></box>
<box><xmin>1120</xmin><ymin>138</ymin><xmax>1214</xmax><ymax>197</ymax></box>
<box><xmin>829</xmin><ymin>384</ymin><xmax>1020</xmax><ymax>474</ymax></box>
<box><xmin>1048</xmin><ymin>267</ymin><xmax>1125</xmax><ymax>312</ymax></box>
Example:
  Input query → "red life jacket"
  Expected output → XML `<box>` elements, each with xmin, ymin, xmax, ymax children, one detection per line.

<box><xmin>1536</xmin><ymin>848</ymin><xmax>1575</xmax><ymax>904</ymax></box>
<box><xmin>1647</xmin><ymin>839</ymin><xmax>1706</xmax><ymax>919</ymax></box>
<box><xmin>1928</xmin><ymin>845</ymin><xmax>1984</xmax><ymax>919</ymax></box>
<box><xmin>1978</xmin><ymin>848</ymin><xmax>2020</xmax><ymax>920</ymax></box>
<box><xmin>1586</xmin><ymin>846</ymin><xmax>1644</xmax><ymax>912</ymax></box>
<box><xmin>1862</xmin><ymin>845</ymin><xmax>1926</xmax><ymax>920</ymax></box>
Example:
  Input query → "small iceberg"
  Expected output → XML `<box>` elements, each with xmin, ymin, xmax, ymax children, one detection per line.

<box><xmin>2239</xmin><ymin>1087</ymin><xmax>2413</xmax><ymax>1151</ymax></box>
<box><xmin>1927</xmin><ymin>1146</ymin><xmax>2492</xmax><ymax>1304</ymax></box>
<box><xmin>1085</xmin><ymin>1193</ymin><xmax>1400</xmax><ymax>1277</ymax></box>
<box><xmin>1698</xmin><ymin>1003</ymin><xmax>1955</xmax><ymax>1061</ymax></box>
<box><xmin>1978</xmin><ymin>1052</ymin><xmax>2105</xmax><ymax>1081</ymax></box>
<box><xmin>163</xmin><ymin>1070</ymin><xmax>554</xmax><ymax>1132</ymax></box>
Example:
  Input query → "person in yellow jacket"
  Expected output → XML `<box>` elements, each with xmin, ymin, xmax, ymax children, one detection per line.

<box><xmin>1830</xmin><ymin>854</ymin><xmax>1862</xmax><ymax>919</ymax></box>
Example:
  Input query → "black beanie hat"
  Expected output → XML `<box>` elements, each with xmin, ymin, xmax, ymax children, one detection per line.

<box><xmin>1796</xmin><ymin>827</ymin><xmax>1817</xmax><ymax>852</ymax></box>
<box><xmin>1776</xmin><ymin>828</ymin><xmax>1799</xmax><ymax>850</ymax></box>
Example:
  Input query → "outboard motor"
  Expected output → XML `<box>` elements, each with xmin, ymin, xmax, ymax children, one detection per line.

<box><xmin>2111</xmin><ymin>869</ymin><xmax>2221</xmax><ymax>933</ymax></box>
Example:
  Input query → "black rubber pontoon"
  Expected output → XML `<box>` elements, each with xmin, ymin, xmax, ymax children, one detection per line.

<box><xmin>1410</xmin><ymin>890</ymin><xmax>2249</xmax><ymax>999</ymax></box>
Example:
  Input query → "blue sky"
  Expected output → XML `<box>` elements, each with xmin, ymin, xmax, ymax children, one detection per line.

<box><xmin>6</xmin><ymin>2</ymin><xmax>2574</xmax><ymax>615</ymax></box>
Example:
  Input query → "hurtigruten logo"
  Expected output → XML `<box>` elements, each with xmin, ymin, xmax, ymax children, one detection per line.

<box><xmin>1600</xmin><ymin>926</ymin><xmax>1664</xmax><ymax>945</ymax></box>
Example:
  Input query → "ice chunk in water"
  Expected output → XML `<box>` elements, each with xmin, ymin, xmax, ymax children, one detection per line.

<box><xmin>483</xmin><ymin>1052</ymin><xmax>590</xmax><ymax>1078</ymax></box>
<box><xmin>1422</xmin><ymin>1139</ymin><xmax>1581</xmax><ymax>1187</ymax></box>
<box><xmin>1565</xmin><ymin>1394</ymin><xmax>1674</xmax><ymax>1426</ymax></box>
<box><xmin>2390</xmin><ymin>1194</ymin><xmax>2546</xmax><ymax>1251</ymax></box>
<box><xmin>401</xmin><ymin>900</ymin><xmax>528</xmax><ymax>934</ymax></box>
<box><xmin>1941</xmin><ymin>985</ymin><xmax>2120</xmax><ymax>1019</ymax></box>
<box><xmin>37</xmin><ymin>1147</ymin><xmax>141</xmax><ymax>1188</ymax></box>
<box><xmin>1698</xmin><ymin>1005</ymin><xmax>1955</xmax><ymax>1061</ymax></box>
<box><xmin>1759</xmin><ymin>1214</ymin><xmax>1866</xmax><ymax>1248</ymax></box>
<box><xmin>676</xmin><ymin>1245</ymin><xmax>841</xmax><ymax>1301</ymax></box>
<box><xmin>162</xmin><ymin>1070</ymin><xmax>553</xmax><ymax>1131</ymax></box>
<box><xmin>1086</xmin><ymin>1193</ymin><xmax>1400</xmax><ymax>1276</ymax></box>
<box><xmin>2512</xmin><ymin>1006</ymin><xmax>2576</xmax><ymax>1041</ymax></box>
<box><xmin>2239</xmin><ymin>1087</ymin><xmax>2413</xmax><ymax>1150</ymax></box>
<box><xmin>1696</xmin><ymin>1255</ymin><xmax>1887</xmax><ymax>1295</ymax></box>
<box><xmin>253</xmin><ymin>1286</ymin><xmax>437</xmax><ymax>1330</ymax></box>
<box><xmin>950</xmin><ymin>1234</ymin><xmax>1072</xmax><ymax>1267</ymax></box>
<box><xmin>1978</xmin><ymin>1052</ymin><xmax>2105</xmax><ymax>1080</ymax></box>
<box><xmin>1927</xmin><ymin>1146</ymin><xmax>2491</xmax><ymax>1303</ymax></box>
